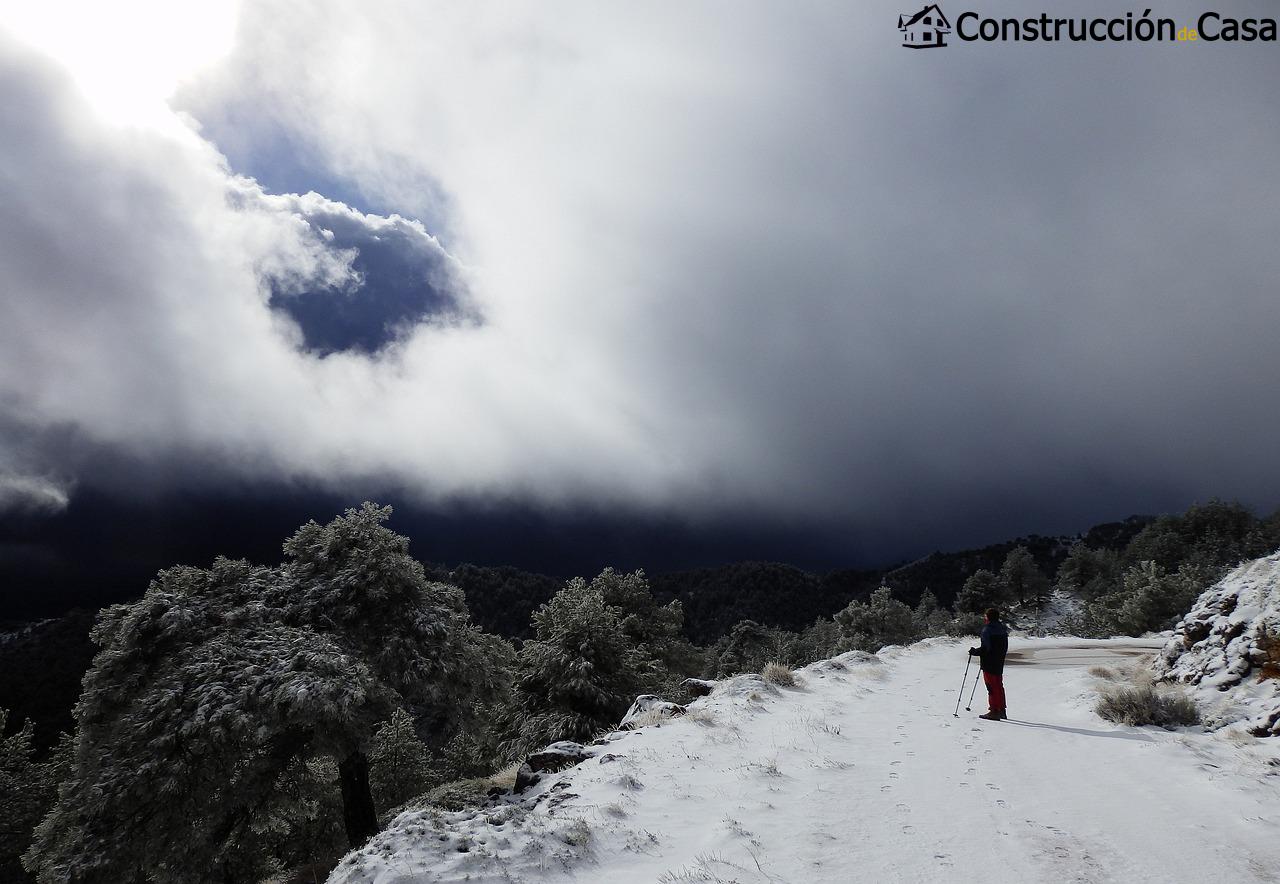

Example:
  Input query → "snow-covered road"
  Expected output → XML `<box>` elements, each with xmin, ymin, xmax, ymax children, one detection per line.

<box><xmin>330</xmin><ymin>638</ymin><xmax>1280</xmax><ymax>884</ymax></box>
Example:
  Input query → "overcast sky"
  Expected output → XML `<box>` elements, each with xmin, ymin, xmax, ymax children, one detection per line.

<box><xmin>2</xmin><ymin>1</ymin><xmax>1279</xmax><ymax>611</ymax></box>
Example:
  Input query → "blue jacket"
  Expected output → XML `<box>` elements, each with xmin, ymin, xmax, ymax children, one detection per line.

<box><xmin>969</xmin><ymin>620</ymin><xmax>1009</xmax><ymax>675</ymax></box>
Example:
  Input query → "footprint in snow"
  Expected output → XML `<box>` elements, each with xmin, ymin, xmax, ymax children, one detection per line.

<box><xmin>895</xmin><ymin>803</ymin><xmax>910</xmax><ymax>814</ymax></box>
<box><xmin>901</xmin><ymin>824</ymin><xmax>915</xmax><ymax>834</ymax></box>
<box><xmin>996</xmin><ymin>800</ymin><xmax>1008</xmax><ymax>808</ymax></box>
<box><xmin>986</xmin><ymin>783</ymin><xmax>1000</xmax><ymax>791</ymax></box>
<box><xmin>890</xmin><ymin>760</ymin><xmax>901</xmax><ymax>766</ymax></box>
<box><xmin>881</xmin><ymin>785</ymin><xmax>892</xmax><ymax>792</ymax></box>
<box><xmin>889</xmin><ymin>772</ymin><xmax>900</xmax><ymax>779</ymax></box>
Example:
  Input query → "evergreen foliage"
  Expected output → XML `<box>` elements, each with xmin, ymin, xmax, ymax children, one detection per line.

<box><xmin>953</xmin><ymin>569</ymin><xmax>1004</xmax><ymax>615</ymax></box>
<box><xmin>369</xmin><ymin>709</ymin><xmax>439</xmax><ymax>812</ymax></box>
<box><xmin>23</xmin><ymin>504</ymin><xmax>502</xmax><ymax>883</ymax></box>
<box><xmin>510</xmin><ymin>576</ymin><xmax>646</xmax><ymax>754</ymax></box>
<box><xmin>834</xmin><ymin>587</ymin><xmax>919</xmax><ymax>653</ymax></box>
<box><xmin>1</xmin><ymin>710</ymin><xmax>63</xmax><ymax>883</ymax></box>
<box><xmin>712</xmin><ymin>619</ymin><xmax>792</xmax><ymax>676</ymax></box>
<box><xmin>1080</xmin><ymin>560</ymin><xmax>1220</xmax><ymax>637</ymax></box>
<box><xmin>998</xmin><ymin>546</ymin><xmax>1050</xmax><ymax>608</ymax></box>
<box><xmin>1054</xmin><ymin>545</ymin><xmax>1122</xmax><ymax>601</ymax></box>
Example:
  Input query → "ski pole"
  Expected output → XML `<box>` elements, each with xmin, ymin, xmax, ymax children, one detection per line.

<box><xmin>953</xmin><ymin>653</ymin><xmax>973</xmax><ymax>717</ymax></box>
<box><xmin>965</xmin><ymin>669</ymin><xmax>981</xmax><ymax>712</ymax></box>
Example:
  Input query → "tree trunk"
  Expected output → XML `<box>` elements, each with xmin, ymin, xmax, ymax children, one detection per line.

<box><xmin>338</xmin><ymin>751</ymin><xmax>379</xmax><ymax>847</ymax></box>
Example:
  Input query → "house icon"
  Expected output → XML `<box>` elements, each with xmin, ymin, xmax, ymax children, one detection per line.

<box><xmin>898</xmin><ymin>3</ymin><xmax>951</xmax><ymax>48</ymax></box>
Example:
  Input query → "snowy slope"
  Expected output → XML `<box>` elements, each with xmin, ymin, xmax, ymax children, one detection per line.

<box><xmin>1156</xmin><ymin>551</ymin><xmax>1280</xmax><ymax>736</ymax></box>
<box><xmin>330</xmin><ymin>639</ymin><xmax>1280</xmax><ymax>884</ymax></box>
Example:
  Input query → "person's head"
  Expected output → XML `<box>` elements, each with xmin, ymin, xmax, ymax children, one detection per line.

<box><xmin>984</xmin><ymin>607</ymin><xmax>1000</xmax><ymax>624</ymax></box>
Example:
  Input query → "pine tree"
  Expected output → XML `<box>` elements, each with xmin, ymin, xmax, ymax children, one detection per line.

<box><xmin>369</xmin><ymin>709</ymin><xmax>438</xmax><ymax>812</ymax></box>
<box><xmin>912</xmin><ymin>590</ymin><xmax>953</xmax><ymax>637</ymax></box>
<box><xmin>1</xmin><ymin>709</ymin><xmax>59</xmax><ymax>882</ymax></box>
<box><xmin>714</xmin><ymin>619</ymin><xmax>790</xmax><ymax>676</ymax></box>
<box><xmin>955</xmin><ymin>569</ymin><xmax>1004</xmax><ymax>614</ymax></box>
<box><xmin>589</xmin><ymin>568</ymin><xmax>693</xmax><ymax>689</ymax></box>
<box><xmin>1054</xmin><ymin>545</ymin><xmax>1121</xmax><ymax>601</ymax></box>
<box><xmin>24</xmin><ymin>504</ymin><xmax>503</xmax><ymax>883</ymax></box>
<box><xmin>834</xmin><ymin>587</ymin><xmax>919</xmax><ymax>653</ymax></box>
<box><xmin>511</xmin><ymin>578</ymin><xmax>646</xmax><ymax>754</ymax></box>
<box><xmin>999</xmin><ymin>546</ymin><xmax>1049</xmax><ymax>607</ymax></box>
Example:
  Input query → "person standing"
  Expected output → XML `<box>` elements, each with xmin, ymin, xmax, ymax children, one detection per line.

<box><xmin>969</xmin><ymin>607</ymin><xmax>1009</xmax><ymax>721</ymax></box>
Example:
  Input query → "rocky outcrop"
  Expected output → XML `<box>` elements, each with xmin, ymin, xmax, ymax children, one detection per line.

<box><xmin>514</xmin><ymin>741</ymin><xmax>594</xmax><ymax>792</ymax></box>
<box><xmin>1155</xmin><ymin>551</ymin><xmax>1280</xmax><ymax>736</ymax></box>
<box><xmin>619</xmin><ymin>694</ymin><xmax>686</xmax><ymax>730</ymax></box>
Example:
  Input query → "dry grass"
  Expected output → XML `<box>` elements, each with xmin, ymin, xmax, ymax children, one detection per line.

<box><xmin>424</xmin><ymin>762</ymin><xmax>521</xmax><ymax>810</ymax></box>
<box><xmin>1096</xmin><ymin>683</ymin><xmax>1199</xmax><ymax>729</ymax></box>
<box><xmin>1088</xmin><ymin>665</ymin><xmax>1117</xmax><ymax>680</ymax></box>
<box><xmin>685</xmin><ymin>707</ymin><xmax>716</xmax><ymax>726</ymax></box>
<box><xmin>762</xmin><ymin>662</ymin><xmax>798</xmax><ymax>687</ymax></box>
<box><xmin>627</xmin><ymin>707</ymin><xmax>683</xmax><ymax>729</ymax></box>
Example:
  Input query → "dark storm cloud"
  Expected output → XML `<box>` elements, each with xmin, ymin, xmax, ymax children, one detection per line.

<box><xmin>3</xmin><ymin>0</ymin><xmax>1280</xmax><ymax>609</ymax></box>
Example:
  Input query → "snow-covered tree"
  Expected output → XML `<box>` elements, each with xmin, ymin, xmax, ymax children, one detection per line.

<box><xmin>24</xmin><ymin>504</ymin><xmax>503</xmax><ymax>883</ymax></box>
<box><xmin>713</xmin><ymin>619</ymin><xmax>790</xmax><ymax>676</ymax></box>
<box><xmin>954</xmin><ymin>568</ymin><xmax>1005</xmax><ymax>614</ymax></box>
<box><xmin>369</xmin><ymin>708</ymin><xmax>439</xmax><ymax>812</ymax></box>
<box><xmin>1054</xmin><ymin>544</ymin><xmax>1121</xmax><ymax>601</ymax></box>
<box><xmin>590</xmin><ymin>567</ymin><xmax>696</xmax><ymax>690</ymax></box>
<box><xmin>999</xmin><ymin>546</ymin><xmax>1049</xmax><ymax>607</ymax></box>
<box><xmin>1081</xmin><ymin>560</ymin><xmax>1218</xmax><ymax>637</ymax></box>
<box><xmin>510</xmin><ymin>578</ymin><xmax>646</xmax><ymax>753</ymax></box>
<box><xmin>1</xmin><ymin>709</ymin><xmax>63</xmax><ymax>882</ymax></box>
<box><xmin>835</xmin><ymin>587</ymin><xmax>919</xmax><ymax>652</ymax></box>
<box><xmin>912</xmin><ymin>590</ymin><xmax>953</xmax><ymax>637</ymax></box>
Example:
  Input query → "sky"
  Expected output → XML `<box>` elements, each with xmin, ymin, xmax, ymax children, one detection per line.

<box><xmin>2</xmin><ymin>0</ymin><xmax>1279</xmax><ymax>616</ymax></box>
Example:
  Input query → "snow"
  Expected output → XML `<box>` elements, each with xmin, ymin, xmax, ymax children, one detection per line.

<box><xmin>1156</xmin><ymin>551</ymin><xmax>1280</xmax><ymax>736</ymax></box>
<box><xmin>329</xmin><ymin>638</ymin><xmax>1280</xmax><ymax>884</ymax></box>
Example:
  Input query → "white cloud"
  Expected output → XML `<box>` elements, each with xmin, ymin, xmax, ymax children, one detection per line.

<box><xmin>2</xmin><ymin>2</ymin><xmax>1280</xmax><ymax>545</ymax></box>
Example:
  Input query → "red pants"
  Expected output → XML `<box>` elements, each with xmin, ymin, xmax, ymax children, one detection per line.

<box><xmin>983</xmin><ymin>671</ymin><xmax>1006</xmax><ymax>714</ymax></box>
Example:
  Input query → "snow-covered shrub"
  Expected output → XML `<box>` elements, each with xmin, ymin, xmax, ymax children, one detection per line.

<box><xmin>1095</xmin><ymin>682</ymin><xmax>1199</xmax><ymax>729</ymax></box>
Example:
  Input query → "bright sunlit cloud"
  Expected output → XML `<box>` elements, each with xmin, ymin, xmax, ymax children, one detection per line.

<box><xmin>0</xmin><ymin>0</ymin><xmax>237</xmax><ymax>125</ymax></box>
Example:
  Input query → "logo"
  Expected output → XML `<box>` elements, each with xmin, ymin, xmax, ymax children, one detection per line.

<box><xmin>899</xmin><ymin>3</ymin><xmax>952</xmax><ymax>48</ymax></box>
